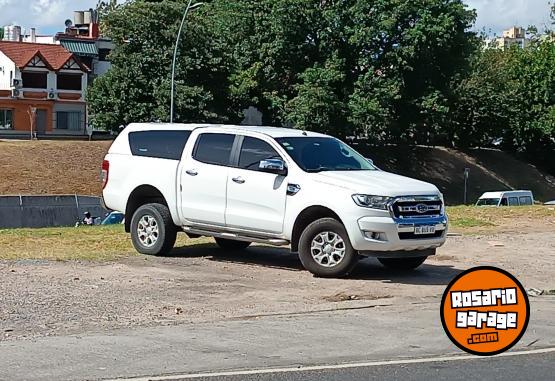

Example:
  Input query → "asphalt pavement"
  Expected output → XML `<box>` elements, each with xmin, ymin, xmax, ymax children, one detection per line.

<box><xmin>1</xmin><ymin>298</ymin><xmax>553</xmax><ymax>381</ymax></box>
<box><xmin>124</xmin><ymin>351</ymin><xmax>555</xmax><ymax>381</ymax></box>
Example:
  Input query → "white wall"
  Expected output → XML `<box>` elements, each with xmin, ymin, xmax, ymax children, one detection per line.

<box><xmin>0</xmin><ymin>51</ymin><xmax>17</xmax><ymax>90</ymax></box>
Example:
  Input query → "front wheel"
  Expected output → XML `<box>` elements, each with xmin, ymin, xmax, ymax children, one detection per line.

<box><xmin>298</xmin><ymin>218</ymin><xmax>359</xmax><ymax>278</ymax></box>
<box><xmin>130</xmin><ymin>203</ymin><xmax>177</xmax><ymax>256</ymax></box>
<box><xmin>378</xmin><ymin>255</ymin><xmax>430</xmax><ymax>270</ymax></box>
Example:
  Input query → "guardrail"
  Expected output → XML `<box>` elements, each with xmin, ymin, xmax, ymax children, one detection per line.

<box><xmin>0</xmin><ymin>195</ymin><xmax>109</xmax><ymax>229</ymax></box>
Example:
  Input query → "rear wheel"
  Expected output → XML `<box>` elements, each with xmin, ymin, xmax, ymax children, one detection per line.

<box><xmin>298</xmin><ymin>218</ymin><xmax>358</xmax><ymax>278</ymax></box>
<box><xmin>215</xmin><ymin>238</ymin><xmax>251</xmax><ymax>251</ymax></box>
<box><xmin>130</xmin><ymin>203</ymin><xmax>177</xmax><ymax>256</ymax></box>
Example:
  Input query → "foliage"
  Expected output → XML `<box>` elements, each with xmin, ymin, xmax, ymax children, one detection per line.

<box><xmin>88</xmin><ymin>0</ymin><xmax>477</xmax><ymax>138</ymax></box>
<box><xmin>86</xmin><ymin>0</ymin><xmax>555</xmax><ymax>174</ymax></box>
<box><xmin>452</xmin><ymin>41</ymin><xmax>555</xmax><ymax>171</ymax></box>
<box><xmin>88</xmin><ymin>0</ymin><xmax>230</xmax><ymax>130</ymax></box>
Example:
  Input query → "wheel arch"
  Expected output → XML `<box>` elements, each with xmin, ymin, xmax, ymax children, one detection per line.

<box><xmin>290</xmin><ymin>205</ymin><xmax>344</xmax><ymax>252</ymax></box>
<box><xmin>125</xmin><ymin>185</ymin><xmax>169</xmax><ymax>232</ymax></box>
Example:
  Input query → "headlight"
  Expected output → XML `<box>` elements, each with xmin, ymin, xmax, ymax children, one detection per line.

<box><xmin>352</xmin><ymin>194</ymin><xmax>393</xmax><ymax>210</ymax></box>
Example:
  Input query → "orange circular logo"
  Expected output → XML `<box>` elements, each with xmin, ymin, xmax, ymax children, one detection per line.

<box><xmin>440</xmin><ymin>267</ymin><xmax>530</xmax><ymax>356</ymax></box>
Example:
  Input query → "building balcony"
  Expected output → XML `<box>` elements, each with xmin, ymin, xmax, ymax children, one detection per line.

<box><xmin>0</xmin><ymin>88</ymin><xmax>85</xmax><ymax>102</ymax></box>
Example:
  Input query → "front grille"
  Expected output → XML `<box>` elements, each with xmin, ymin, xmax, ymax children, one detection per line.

<box><xmin>391</xmin><ymin>198</ymin><xmax>443</xmax><ymax>219</ymax></box>
<box><xmin>399</xmin><ymin>230</ymin><xmax>445</xmax><ymax>240</ymax></box>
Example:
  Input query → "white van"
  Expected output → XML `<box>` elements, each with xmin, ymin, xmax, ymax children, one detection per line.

<box><xmin>476</xmin><ymin>191</ymin><xmax>534</xmax><ymax>207</ymax></box>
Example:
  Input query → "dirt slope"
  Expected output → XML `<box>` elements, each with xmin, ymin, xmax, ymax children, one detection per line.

<box><xmin>358</xmin><ymin>145</ymin><xmax>555</xmax><ymax>204</ymax></box>
<box><xmin>1</xmin><ymin>140</ymin><xmax>554</xmax><ymax>204</ymax></box>
<box><xmin>0</xmin><ymin>140</ymin><xmax>111</xmax><ymax>196</ymax></box>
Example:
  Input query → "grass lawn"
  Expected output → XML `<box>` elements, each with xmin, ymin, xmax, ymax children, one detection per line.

<box><xmin>0</xmin><ymin>225</ymin><xmax>212</xmax><ymax>261</ymax></box>
<box><xmin>447</xmin><ymin>205</ymin><xmax>555</xmax><ymax>232</ymax></box>
<box><xmin>0</xmin><ymin>206</ymin><xmax>553</xmax><ymax>261</ymax></box>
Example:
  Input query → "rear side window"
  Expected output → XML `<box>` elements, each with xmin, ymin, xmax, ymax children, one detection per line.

<box><xmin>193</xmin><ymin>133</ymin><xmax>235</xmax><ymax>166</ymax></box>
<box><xmin>129</xmin><ymin>130</ymin><xmax>191</xmax><ymax>160</ymax></box>
<box><xmin>519</xmin><ymin>196</ymin><xmax>533</xmax><ymax>206</ymax></box>
<box><xmin>239</xmin><ymin>137</ymin><xmax>282</xmax><ymax>171</ymax></box>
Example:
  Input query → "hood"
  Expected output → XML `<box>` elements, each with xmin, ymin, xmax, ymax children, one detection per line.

<box><xmin>313</xmin><ymin>170</ymin><xmax>440</xmax><ymax>196</ymax></box>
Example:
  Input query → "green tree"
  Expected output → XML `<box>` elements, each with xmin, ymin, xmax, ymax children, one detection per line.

<box><xmin>89</xmin><ymin>0</ymin><xmax>477</xmax><ymax>140</ymax></box>
<box><xmin>88</xmin><ymin>0</ymin><xmax>230</xmax><ymax>131</ymax></box>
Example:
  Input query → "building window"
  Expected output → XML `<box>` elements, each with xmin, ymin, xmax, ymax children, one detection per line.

<box><xmin>22</xmin><ymin>72</ymin><xmax>47</xmax><ymax>89</ymax></box>
<box><xmin>0</xmin><ymin>109</ymin><xmax>14</xmax><ymax>129</ymax></box>
<box><xmin>56</xmin><ymin>111</ymin><xmax>82</xmax><ymax>131</ymax></box>
<box><xmin>57</xmin><ymin>74</ymin><xmax>82</xmax><ymax>91</ymax></box>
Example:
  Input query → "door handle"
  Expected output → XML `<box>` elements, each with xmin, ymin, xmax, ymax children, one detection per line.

<box><xmin>232</xmin><ymin>176</ymin><xmax>246</xmax><ymax>184</ymax></box>
<box><xmin>186</xmin><ymin>169</ymin><xmax>198</xmax><ymax>176</ymax></box>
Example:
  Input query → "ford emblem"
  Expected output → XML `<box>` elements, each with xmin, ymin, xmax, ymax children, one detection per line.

<box><xmin>416</xmin><ymin>204</ymin><xmax>429</xmax><ymax>214</ymax></box>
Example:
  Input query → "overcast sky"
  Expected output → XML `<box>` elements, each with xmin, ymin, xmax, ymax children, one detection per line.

<box><xmin>0</xmin><ymin>0</ymin><xmax>552</xmax><ymax>36</ymax></box>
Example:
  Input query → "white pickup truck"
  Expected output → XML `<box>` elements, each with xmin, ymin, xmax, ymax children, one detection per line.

<box><xmin>102</xmin><ymin>123</ymin><xmax>447</xmax><ymax>277</ymax></box>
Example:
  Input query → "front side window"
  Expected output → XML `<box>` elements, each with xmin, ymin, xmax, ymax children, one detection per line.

<box><xmin>0</xmin><ymin>109</ymin><xmax>13</xmax><ymax>130</ymax></box>
<box><xmin>129</xmin><ymin>130</ymin><xmax>192</xmax><ymax>160</ymax></box>
<box><xmin>508</xmin><ymin>197</ymin><xmax>519</xmax><ymax>206</ymax></box>
<box><xmin>477</xmin><ymin>198</ymin><xmax>501</xmax><ymax>206</ymax></box>
<box><xmin>275</xmin><ymin>137</ymin><xmax>376</xmax><ymax>172</ymax></box>
<box><xmin>193</xmin><ymin>133</ymin><xmax>235</xmax><ymax>166</ymax></box>
<box><xmin>239</xmin><ymin>137</ymin><xmax>282</xmax><ymax>171</ymax></box>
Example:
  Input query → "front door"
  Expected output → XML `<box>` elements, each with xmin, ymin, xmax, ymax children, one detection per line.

<box><xmin>180</xmin><ymin>133</ymin><xmax>236</xmax><ymax>226</ymax></box>
<box><xmin>36</xmin><ymin>110</ymin><xmax>47</xmax><ymax>135</ymax></box>
<box><xmin>226</xmin><ymin>136</ymin><xmax>288</xmax><ymax>234</ymax></box>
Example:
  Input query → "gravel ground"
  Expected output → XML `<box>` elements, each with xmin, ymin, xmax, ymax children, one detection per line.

<box><xmin>1</xmin><ymin>231</ymin><xmax>554</xmax><ymax>341</ymax></box>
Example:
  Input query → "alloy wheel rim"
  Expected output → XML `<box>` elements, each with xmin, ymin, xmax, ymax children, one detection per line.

<box><xmin>137</xmin><ymin>215</ymin><xmax>159</xmax><ymax>247</ymax></box>
<box><xmin>310</xmin><ymin>231</ymin><xmax>346</xmax><ymax>268</ymax></box>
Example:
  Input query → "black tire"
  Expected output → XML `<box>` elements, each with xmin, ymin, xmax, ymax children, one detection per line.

<box><xmin>215</xmin><ymin>238</ymin><xmax>251</xmax><ymax>251</ymax></box>
<box><xmin>130</xmin><ymin>203</ymin><xmax>177</xmax><ymax>256</ymax></box>
<box><xmin>298</xmin><ymin>218</ymin><xmax>359</xmax><ymax>278</ymax></box>
<box><xmin>378</xmin><ymin>251</ymin><xmax>433</xmax><ymax>270</ymax></box>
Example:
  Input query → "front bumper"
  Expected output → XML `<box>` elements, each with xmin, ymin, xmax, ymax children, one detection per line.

<box><xmin>348</xmin><ymin>215</ymin><xmax>448</xmax><ymax>254</ymax></box>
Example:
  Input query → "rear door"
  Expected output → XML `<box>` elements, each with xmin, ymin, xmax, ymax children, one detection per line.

<box><xmin>180</xmin><ymin>133</ymin><xmax>236</xmax><ymax>226</ymax></box>
<box><xmin>225</xmin><ymin>136</ymin><xmax>288</xmax><ymax>234</ymax></box>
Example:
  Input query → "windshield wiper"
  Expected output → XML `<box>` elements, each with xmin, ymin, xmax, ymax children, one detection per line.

<box><xmin>305</xmin><ymin>166</ymin><xmax>333</xmax><ymax>173</ymax></box>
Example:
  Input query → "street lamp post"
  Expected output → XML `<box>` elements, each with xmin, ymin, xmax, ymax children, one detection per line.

<box><xmin>170</xmin><ymin>0</ymin><xmax>204</xmax><ymax>123</ymax></box>
<box><xmin>28</xmin><ymin>107</ymin><xmax>37</xmax><ymax>141</ymax></box>
<box><xmin>463</xmin><ymin>168</ymin><xmax>470</xmax><ymax>205</ymax></box>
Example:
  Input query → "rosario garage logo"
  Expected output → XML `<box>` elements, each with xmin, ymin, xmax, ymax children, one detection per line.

<box><xmin>440</xmin><ymin>267</ymin><xmax>530</xmax><ymax>356</ymax></box>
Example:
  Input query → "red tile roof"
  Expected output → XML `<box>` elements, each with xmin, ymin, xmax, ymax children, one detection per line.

<box><xmin>0</xmin><ymin>41</ymin><xmax>89</xmax><ymax>72</ymax></box>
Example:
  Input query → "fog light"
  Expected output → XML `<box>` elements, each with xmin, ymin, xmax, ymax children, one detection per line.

<box><xmin>364</xmin><ymin>231</ymin><xmax>382</xmax><ymax>240</ymax></box>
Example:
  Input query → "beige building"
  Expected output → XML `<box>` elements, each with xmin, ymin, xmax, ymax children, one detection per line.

<box><xmin>485</xmin><ymin>26</ymin><xmax>529</xmax><ymax>50</ymax></box>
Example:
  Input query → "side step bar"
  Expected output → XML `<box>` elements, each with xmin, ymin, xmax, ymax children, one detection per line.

<box><xmin>182</xmin><ymin>226</ymin><xmax>290</xmax><ymax>247</ymax></box>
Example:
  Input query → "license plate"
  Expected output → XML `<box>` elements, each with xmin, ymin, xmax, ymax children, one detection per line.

<box><xmin>414</xmin><ymin>225</ymin><xmax>436</xmax><ymax>235</ymax></box>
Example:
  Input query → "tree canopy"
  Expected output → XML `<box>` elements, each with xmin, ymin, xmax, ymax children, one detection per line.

<box><xmin>88</xmin><ymin>0</ymin><xmax>477</xmax><ymax>139</ymax></box>
<box><xmin>88</xmin><ymin>0</ymin><xmax>555</xmax><ymax>172</ymax></box>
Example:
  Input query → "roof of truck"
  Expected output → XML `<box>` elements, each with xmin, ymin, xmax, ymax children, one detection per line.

<box><xmin>124</xmin><ymin>123</ymin><xmax>330</xmax><ymax>138</ymax></box>
<box><xmin>478</xmin><ymin>190</ymin><xmax>533</xmax><ymax>199</ymax></box>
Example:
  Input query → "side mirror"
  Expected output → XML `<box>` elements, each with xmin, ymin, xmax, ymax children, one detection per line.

<box><xmin>259</xmin><ymin>159</ymin><xmax>288</xmax><ymax>176</ymax></box>
<box><xmin>366</xmin><ymin>158</ymin><xmax>374</xmax><ymax>165</ymax></box>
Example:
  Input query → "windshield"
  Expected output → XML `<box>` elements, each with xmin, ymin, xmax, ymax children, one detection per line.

<box><xmin>275</xmin><ymin>137</ymin><xmax>377</xmax><ymax>173</ymax></box>
<box><xmin>476</xmin><ymin>198</ymin><xmax>500</xmax><ymax>206</ymax></box>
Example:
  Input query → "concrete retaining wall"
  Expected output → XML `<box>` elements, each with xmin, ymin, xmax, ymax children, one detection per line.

<box><xmin>0</xmin><ymin>195</ymin><xmax>109</xmax><ymax>229</ymax></box>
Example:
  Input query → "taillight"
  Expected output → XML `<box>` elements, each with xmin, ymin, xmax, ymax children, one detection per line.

<box><xmin>101</xmin><ymin>160</ymin><xmax>110</xmax><ymax>189</ymax></box>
